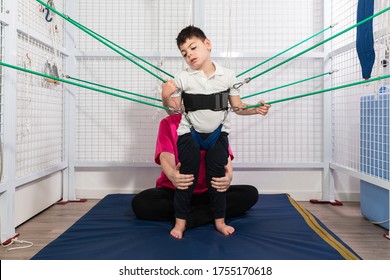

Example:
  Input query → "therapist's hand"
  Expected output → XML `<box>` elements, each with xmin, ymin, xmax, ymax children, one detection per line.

<box><xmin>211</xmin><ymin>164</ymin><xmax>232</xmax><ymax>192</ymax></box>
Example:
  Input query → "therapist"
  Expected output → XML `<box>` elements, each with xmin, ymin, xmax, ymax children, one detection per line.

<box><xmin>131</xmin><ymin>113</ymin><xmax>259</xmax><ymax>229</ymax></box>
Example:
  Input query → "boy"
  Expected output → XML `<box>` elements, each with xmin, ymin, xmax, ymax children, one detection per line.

<box><xmin>162</xmin><ymin>25</ymin><xmax>270</xmax><ymax>239</ymax></box>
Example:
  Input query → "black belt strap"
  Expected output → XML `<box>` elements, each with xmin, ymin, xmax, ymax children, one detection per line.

<box><xmin>182</xmin><ymin>90</ymin><xmax>229</xmax><ymax>112</ymax></box>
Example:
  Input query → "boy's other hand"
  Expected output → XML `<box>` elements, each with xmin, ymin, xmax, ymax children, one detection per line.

<box><xmin>256</xmin><ymin>99</ymin><xmax>271</xmax><ymax>115</ymax></box>
<box><xmin>162</xmin><ymin>80</ymin><xmax>177</xmax><ymax>99</ymax></box>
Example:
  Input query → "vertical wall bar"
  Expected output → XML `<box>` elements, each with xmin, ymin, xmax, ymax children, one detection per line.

<box><xmin>63</xmin><ymin>0</ymin><xmax>77</xmax><ymax>201</ymax></box>
<box><xmin>192</xmin><ymin>0</ymin><xmax>205</xmax><ymax>29</ymax></box>
<box><xmin>322</xmin><ymin>0</ymin><xmax>334</xmax><ymax>201</ymax></box>
<box><xmin>0</xmin><ymin>0</ymin><xmax>17</xmax><ymax>242</ymax></box>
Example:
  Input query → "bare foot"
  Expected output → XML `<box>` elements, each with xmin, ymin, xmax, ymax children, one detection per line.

<box><xmin>215</xmin><ymin>218</ymin><xmax>235</xmax><ymax>236</ymax></box>
<box><xmin>170</xmin><ymin>218</ymin><xmax>186</xmax><ymax>239</ymax></box>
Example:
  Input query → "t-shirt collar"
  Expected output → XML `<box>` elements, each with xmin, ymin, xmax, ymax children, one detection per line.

<box><xmin>187</xmin><ymin>61</ymin><xmax>223</xmax><ymax>77</ymax></box>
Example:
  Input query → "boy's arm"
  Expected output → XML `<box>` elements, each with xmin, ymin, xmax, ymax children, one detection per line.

<box><xmin>162</xmin><ymin>80</ymin><xmax>182</xmax><ymax>115</ymax></box>
<box><xmin>229</xmin><ymin>95</ymin><xmax>271</xmax><ymax>116</ymax></box>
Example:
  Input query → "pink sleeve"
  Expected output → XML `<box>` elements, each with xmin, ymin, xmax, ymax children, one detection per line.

<box><xmin>154</xmin><ymin>116</ymin><xmax>178</xmax><ymax>165</ymax></box>
<box><xmin>228</xmin><ymin>146</ymin><xmax>234</xmax><ymax>160</ymax></box>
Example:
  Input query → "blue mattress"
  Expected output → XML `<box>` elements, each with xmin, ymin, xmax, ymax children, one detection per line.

<box><xmin>32</xmin><ymin>193</ymin><xmax>361</xmax><ymax>260</ymax></box>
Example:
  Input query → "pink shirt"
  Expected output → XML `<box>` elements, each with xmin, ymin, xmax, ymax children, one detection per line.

<box><xmin>155</xmin><ymin>114</ymin><xmax>233</xmax><ymax>194</ymax></box>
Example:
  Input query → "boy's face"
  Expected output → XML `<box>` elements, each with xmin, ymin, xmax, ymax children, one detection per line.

<box><xmin>179</xmin><ymin>36</ymin><xmax>211</xmax><ymax>71</ymax></box>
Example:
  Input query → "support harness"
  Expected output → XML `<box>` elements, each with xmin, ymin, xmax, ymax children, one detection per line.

<box><xmin>182</xmin><ymin>90</ymin><xmax>229</xmax><ymax>150</ymax></box>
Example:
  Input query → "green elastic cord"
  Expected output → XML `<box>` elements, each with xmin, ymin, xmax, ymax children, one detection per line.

<box><xmin>242</xmin><ymin>72</ymin><xmax>331</xmax><ymax>100</ymax></box>
<box><xmin>0</xmin><ymin>61</ymin><xmax>168</xmax><ymax>111</ymax></box>
<box><xmin>244</xmin><ymin>74</ymin><xmax>390</xmax><ymax>109</ymax></box>
<box><xmin>246</xmin><ymin>6</ymin><xmax>390</xmax><ymax>83</ymax></box>
<box><xmin>36</xmin><ymin>0</ymin><xmax>171</xmax><ymax>83</ymax></box>
<box><xmin>236</xmin><ymin>25</ymin><xmax>333</xmax><ymax>78</ymax></box>
<box><xmin>66</xmin><ymin>76</ymin><xmax>162</xmax><ymax>102</ymax></box>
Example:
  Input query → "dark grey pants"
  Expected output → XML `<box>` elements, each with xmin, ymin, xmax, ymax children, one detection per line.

<box><xmin>175</xmin><ymin>131</ymin><xmax>229</xmax><ymax>219</ymax></box>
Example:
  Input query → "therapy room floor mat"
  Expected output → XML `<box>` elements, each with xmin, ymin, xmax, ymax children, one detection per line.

<box><xmin>32</xmin><ymin>193</ymin><xmax>361</xmax><ymax>260</ymax></box>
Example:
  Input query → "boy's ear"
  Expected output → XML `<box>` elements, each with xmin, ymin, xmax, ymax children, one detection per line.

<box><xmin>205</xmin><ymin>38</ymin><xmax>212</xmax><ymax>51</ymax></box>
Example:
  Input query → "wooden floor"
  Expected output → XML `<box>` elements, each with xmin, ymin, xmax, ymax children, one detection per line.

<box><xmin>1</xmin><ymin>199</ymin><xmax>389</xmax><ymax>260</ymax></box>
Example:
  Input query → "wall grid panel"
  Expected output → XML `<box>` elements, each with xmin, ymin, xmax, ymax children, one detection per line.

<box><xmin>330</xmin><ymin>0</ymin><xmax>390</xmax><ymax>184</ymax></box>
<box><xmin>75</xmin><ymin>0</ymin><xmax>325</xmax><ymax>166</ymax></box>
<box><xmin>15</xmin><ymin>32</ymin><xmax>65</xmax><ymax>179</ymax></box>
<box><xmin>18</xmin><ymin>0</ymin><xmax>65</xmax><ymax>48</ymax></box>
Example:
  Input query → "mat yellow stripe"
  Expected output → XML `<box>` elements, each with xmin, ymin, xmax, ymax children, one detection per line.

<box><xmin>287</xmin><ymin>194</ymin><xmax>361</xmax><ymax>260</ymax></box>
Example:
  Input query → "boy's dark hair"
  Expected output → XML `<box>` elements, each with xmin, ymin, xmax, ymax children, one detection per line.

<box><xmin>176</xmin><ymin>25</ymin><xmax>207</xmax><ymax>48</ymax></box>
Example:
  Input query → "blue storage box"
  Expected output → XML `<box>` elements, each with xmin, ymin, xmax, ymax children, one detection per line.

<box><xmin>360</xmin><ymin>180</ymin><xmax>389</xmax><ymax>229</ymax></box>
<box><xmin>360</xmin><ymin>93</ymin><xmax>389</xmax><ymax>230</ymax></box>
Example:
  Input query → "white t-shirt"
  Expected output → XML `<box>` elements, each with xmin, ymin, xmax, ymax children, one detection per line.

<box><xmin>173</xmin><ymin>62</ymin><xmax>240</xmax><ymax>135</ymax></box>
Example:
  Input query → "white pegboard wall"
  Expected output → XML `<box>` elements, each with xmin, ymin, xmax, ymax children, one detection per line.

<box><xmin>75</xmin><ymin>0</ymin><xmax>325</xmax><ymax>165</ymax></box>
<box><xmin>330</xmin><ymin>0</ymin><xmax>390</xmax><ymax>181</ymax></box>
<box><xmin>205</xmin><ymin>0</ymin><xmax>324</xmax><ymax>164</ymax></box>
<box><xmin>76</xmin><ymin>0</ymin><xmax>192</xmax><ymax>54</ymax></box>
<box><xmin>16</xmin><ymin>32</ymin><xmax>64</xmax><ymax>178</ymax></box>
<box><xmin>75</xmin><ymin>57</ymin><xmax>181</xmax><ymax>163</ymax></box>
<box><xmin>330</xmin><ymin>1</ymin><xmax>357</xmax><ymax>51</ymax></box>
<box><xmin>227</xmin><ymin>57</ymin><xmax>324</xmax><ymax>164</ymax></box>
<box><xmin>206</xmin><ymin>0</ymin><xmax>324</xmax><ymax>54</ymax></box>
<box><xmin>18</xmin><ymin>0</ymin><xmax>65</xmax><ymax>48</ymax></box>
